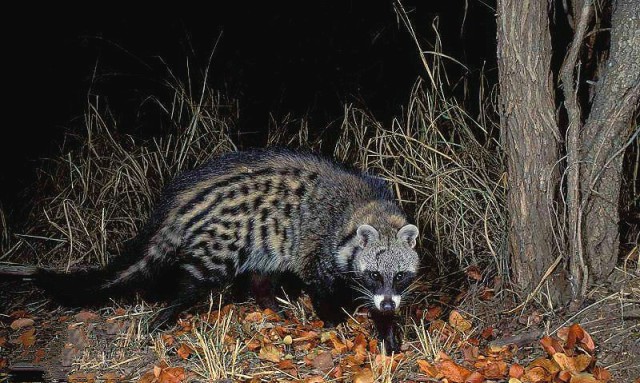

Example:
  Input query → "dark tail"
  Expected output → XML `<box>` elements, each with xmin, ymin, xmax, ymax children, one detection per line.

<box><xmin>33</xmin><ymin>263</ymin><xmax>140</xmax><ymax>306</ymax></box>
<box><xmin>35</xmin><ymin>237</ymin><xmax>169</xmax><ymax>307</ymax></box>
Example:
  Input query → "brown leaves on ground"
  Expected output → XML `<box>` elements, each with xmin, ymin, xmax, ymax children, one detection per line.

<box><xmin>1</xmin><ymin>297</ymin><xmax>619</xmax><ymax>383</ymax></box>
<box><xmin>414</xmin><ymin>310</ymin><xmax>612</xmax><ymax>383</ymax></box>
<box><xmin>138</xmin><ymin>362</ymin><xmax>186</xmax><ymax>383</ymax></box>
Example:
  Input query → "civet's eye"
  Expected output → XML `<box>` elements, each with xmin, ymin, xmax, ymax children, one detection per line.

<box><xmin>394</xmin><ymin>272</ymin><xmax>404</xmax><ymax>281</ymax></box>
<box><xmin>368</xmin><ymin>271</ymin><xmax>382</xmax><ymax>281</ymax></box>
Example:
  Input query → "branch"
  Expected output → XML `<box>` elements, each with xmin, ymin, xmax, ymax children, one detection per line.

<box><xmin>559</xmin><ymin>1</ymin><xmax>592</xmax><ymax>305</ymax></box>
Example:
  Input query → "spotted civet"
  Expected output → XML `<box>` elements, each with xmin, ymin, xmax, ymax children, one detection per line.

<box><xmin>34</xmin><ymin>149</ymin><xmax>420</xmax><ymax>351</ymax></box>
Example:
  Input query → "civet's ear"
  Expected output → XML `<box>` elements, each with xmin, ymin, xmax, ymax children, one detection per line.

<box><xmin>356</xmin><ymin>224</ymin><xmax>379</xmax><ymax>248</ymax></box>
<box><xmin>397</xmin><ymin>224</ymin><xmax>419</xmax><ymax>248</ymax></box>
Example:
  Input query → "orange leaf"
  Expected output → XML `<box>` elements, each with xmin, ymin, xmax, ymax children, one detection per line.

<box><xmin>426</xmin><ymin>305</ymin><xmax>443</xmax><ymax>320</ymax></box>
<box><xmin>161</xmin><ymin>334</ymin><xmax>175</xmax><ymax>347</ymax></box>
<box><xmin>258</xmin><ymin>343</ymin><xmax>283</xmax><ymax>363</ymax></box>
<box><xmin>246</xmin><ymin>338</ymin><xmax>261</xmax><ymax>351</ymax></box>
<box><xmin>509</xmin><ymin>363</ymin><xmax>524</xmax><ymax>378</ymax></box>
<box><xmin>352</xmin><ymin>368</ymin><xmax>374</xmax><ymax>383</ymax></box>
<box><xmin>579</xmin><ymin>329</ymin><xmax>595</xmax><ymax>354</ymax></box>
<box><xmin>466</xmin><ymin>265</ymin><xmax>482</xmax><ymax>281</ymax></box>
<box><xmin>277</xmin><ymin>359</ymin><xmax>295</xmax><ymax>369</ymax></box>
<box><xmin>74</xmin><ymin>310</ymin><xmax>99</xmax><ymax>322</ymax></box>
<box><xmin>176</xmin><ymin>343</ymin><xmax>192</xmax><ymax>360</ymax></box>
<box><xmin>464</xmin><ymin>371</ymin><xmax>485</xmax><ymax>383</ymax></box>
<box><xmin>245</xmin><ymin>311</ymin><xmax>263</xmax><ymax>322</ymax></box>
<box><xmin>34</xmin><ymin>348</ymin><xmax>46</xmax><ymax>364</ymax></box>
<box><xmin>480</xmin><ymin>360</ymin><xmax>508</xmax><ymax>379</ymax></box>
<box><xmin>303</xmin><ymin>376</ymin><xmax>324</xmax><ymax>383</ymax></box>
<box><xmin>417</xmin><ymin>360</ymin><xmax>439</xmax><ymax>378</ymax></box>
<box><xmin>523</xmin><ymin>366</ymin><xmax>551</xmax><ymax>383</ymax></box>
<box><xmin>591</xmin><ymin>366</ymin><xmax>611</xmax><ymax>382</ymax></box>
<box><xmin>311</xmin><ymin>351</ymin><xmax>334</xmax><ymax>373</ymax></box>
<box><xmin>479</xmin><ymin>288</ymin><xmax>495</xmax><ymax>301</ymax></box>
<box><xmin>449</xmin><ymin>310</ymin><xmax>472</xmax><ymax>333</ymax></box>
<box><xmin>10</xmin><ymin>318</ymin><xmax>34</xmax><ymax>330</ymax></box>
<box><xmin>437</xmin><ymin>359</ymin><xmax>472</xmax><ymax>383</ymax></box>
<box><xmin>573</xmin><ymin>354</ymin><xmax>593</xmax><ymax>373</ymax></box>
<box><xmin>368</xmin><ymin>338</ymin><xmax>379</xmax><ymax>354</ymax></box>
<box><xmin>568</xmin><ymin>373</ymin><xmax>600</xmax><ymax>383</ymax></box>
<box><xmin>552</xmin><ymin>352</ymin><xmax>573</xmax><ymax>371</ymax></box>
<box><xmin>157</xmin><ymin>367</ymin><xmax>185</xmax><ymax>383</ymax></box>
<box><xmin>528</xmin><ymin>356</ymin><xmax>561</xmax><ymax>374</ymax></box>
<box><xmin>17</xmin><ymin>328</ymin><xmax>36</xmax><ymax>348</ymax></box>
<box><xmin>101</xmin><ymin>372</ymin><xmax>121</xmax><ymax>383</ymax></box>
<box><xmin>329</xmin><ymin>332</ymin><xmax>347</xmax><ymax>354</ymax></box>
<box><xmin>481</xmin><ymin>327</ymin><xmax>494</xmax><ymax>340</ymax></box>
<box><xmin>540</xmin><ymin>335</ymin><xmax>562</xmax><ymax>355</ymax></box>
<box><xmin>557</xmin><ymin>370</ymin><xmax>572</xmax><ymax>382</ymax></box>
<box><xmin>566</xmin><ymin>324</ymin><xmax>584</xmax><ymax>351</ymax></box>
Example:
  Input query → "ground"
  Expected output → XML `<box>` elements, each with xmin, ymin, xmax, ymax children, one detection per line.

<box><xmin>1</xmin><ymin>268</ymin><xmax>637</xmax><ymax>383</ymax></box>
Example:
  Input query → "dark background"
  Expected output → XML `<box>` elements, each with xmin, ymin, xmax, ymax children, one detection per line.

<box><xmin>2</xmin><ymin>1</ymin><xmax>496</xmax><ymax>213</ymax></box>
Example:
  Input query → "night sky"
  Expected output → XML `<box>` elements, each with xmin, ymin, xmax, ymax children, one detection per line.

<box><xmin>2</xmin><ymin>1</ymin><xmax>496</xmax><ymax>213</ymax></box>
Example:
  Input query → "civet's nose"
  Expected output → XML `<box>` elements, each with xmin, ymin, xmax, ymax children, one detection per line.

<box><xmin>380</xmin><ymin>297</ymin><xmax>396</xmax><ymax>312</ymax></box>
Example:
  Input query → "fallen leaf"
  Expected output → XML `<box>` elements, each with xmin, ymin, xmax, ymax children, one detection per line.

<box><xmin>277</xmin><ymin>359</ymin><xmax>295</xmax><ymax>369</ymax></box>
<box><xmin>259</xmin><ymin>343</ymin><xmax>283</xmax><ymax>363</ymax></box>
<box><xmin>509</xmin><ymin>363</ymin><xmax>524</xmax><ymax>378</ymax></box>
<box><xmin>101</xmin><ymin>372</ymin><xmax>121</xmax><ymax>383</ymax></box>
<box><xmin>479</xmin><ymin>288</ymin><xmax>495</xmax><ymax>301</ymax></box>
<box><xmin>481</xmin><ymin>327</ymin><xmax>494</xmax><ymax>339</ymax></box>
<box><xmin>303</xmin><ymin>376</ymin><xmax>324</xmax><ymax>383</ymax></box>
<box><xmin>466</xmin><ymin>265</ymin><xmax>482</xmax><ymax>281</ymax></box>
<box><xmin>464</xmin><ymin>371</ymin><xmax>485</xmax><ymax>383</ymax></box>
<box><xmin>568</xmin><ymin>372</ymin><xmax>600</xmax><ymax>383</ymax></box>
<box><xmin>352</xmin><ymin>368</ymin><xmax>374</xmax><ymax>383</ymax></box>
<box><xmin>329</xmin><ymin>332</ymin><xmax>347</xmax><ymax>354</ymax></box>
<box><xmin>426</xmin><ymin>305</ymin><xmax>443</xmax><ymax>320</ymax></box>
<box><xmin>449</xmin><ymin>310</ymin><xmax>472</xmax><ymax>333</ymax></box>
<box><xmin>312</xmin><ymin>351</ymin><xmax>334</xmax><ymax>373</ymax></box>
<box><xmin>245</xmin><ymin>311</ymin><xmax>263</xmax><ymax>322</ymax></box>
<box><xmin>157</xmin><ymin>367</ymin><xmax>185</xmax><ymax>383</ymax></box>
<box><xmin>10</xmin><ymin>318</ymin><xmax>34</xmax><ymax>330</ymax></box>
<box><xmin>34</xmin><ymin>348</ymin><xmax>45</xmax><ymax>364</ymax></box>
<box><xmin>16</xmin><ymin>328</ymin><xmax>36</xmax><ymax>348</ymax></box>
<box><xmin>176</xmin><ymin>343</ymin><xmax>192</xmax><ymax>360</ymax></box>
<box><xmin>540</xmin><ymin>335</ymin><xmax>563</xmax><ymax>355</ymax></box>
<box><xmin>523</xmin><ymin>366</ymin><xmax>551</xmax><ymax>383</ymax></box>
<box><xmin>437</xmin><ymin>359</ymin><xmax>472</xmax><ymax>383</ymax></box>
<box><xmin>479</xmin><ymin>360</ymin><xmax>508</xmax><ymax>379</ymax></box>
<box><xmin>162</xmin><ymin>334</ymin><xmax>175</xmax><ymax>347</ymax></box>
<box><xmin>74</xmin><ymin>311</ymin><xmax>99</xmax><ymax>322</ymax></box>
<box><xmin>246</xmin><ymin>338</ymin><xmax>261</xmax><ymax>351</ymax></box>
<box><xmin>591</xmin><ymin>366</ymin><xmax>611</xmax><ymax>382</ymax></box>
<box><xmin>566</xmin><ymin>323</ymin><xmax>585</xmax><ymax>351</ymax></box>
<box><xmin>417</xmin><ymin>360</ymin><xmax>439</xmax><ymax>378</ymax></box>
<box><xmin>557</xmin><ymin>370</ymin><xmax>572</xmax><ymax>382</ymax></box>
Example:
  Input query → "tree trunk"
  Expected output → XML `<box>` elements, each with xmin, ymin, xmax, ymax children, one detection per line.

<box><xmin>497</xmin><ymin>0</ymin><xmax>570</xmax><ymax>304</ymax></box>
<box><xmin>579</xmin><ymin>0</ymin><xmax>640</xmax><ymax>283</ymax></box>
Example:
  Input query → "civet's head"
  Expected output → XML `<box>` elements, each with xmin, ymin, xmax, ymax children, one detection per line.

<box><xmin>350</xmin><ymin>224</ymin><xmax>420</xmax><ymax>313</ymax></box>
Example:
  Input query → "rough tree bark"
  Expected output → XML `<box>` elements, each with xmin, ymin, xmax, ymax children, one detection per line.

<box><xmin>497</xmin><ymin>0</ymin><xmax>570</xmax><ymax>305</ymax></box>
<box><xmin>499</xmin><ymin>0</ymin><xmax>639</xmax><ymax>307</ymax></box>
<box><xmin>578</xmin><ymin>0</ymin><xmax>640</xmax><ymax>283</ymax></box>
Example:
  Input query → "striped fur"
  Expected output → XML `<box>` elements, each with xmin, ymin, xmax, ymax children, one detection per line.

<box><xmin>35</xmin><ymin>149</ymin><xmax>421</xmax><ymax>352</ymax></box>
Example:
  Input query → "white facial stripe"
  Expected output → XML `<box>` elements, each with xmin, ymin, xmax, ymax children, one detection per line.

<box><xmin>392</xmin><ymin>295</ymin><xmax>401</xmax><ymax>309</ymax></box>
<box><xmin>373</xmin><ymin>294</ymin><xmax>384</xmax><ymax>310</ymax></box>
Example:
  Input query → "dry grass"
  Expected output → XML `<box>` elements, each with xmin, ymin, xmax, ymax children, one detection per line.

<box><xmin>1</xmin><ymin>25</ymin><xmax>638</xmax><ymax>380</ymax></box>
